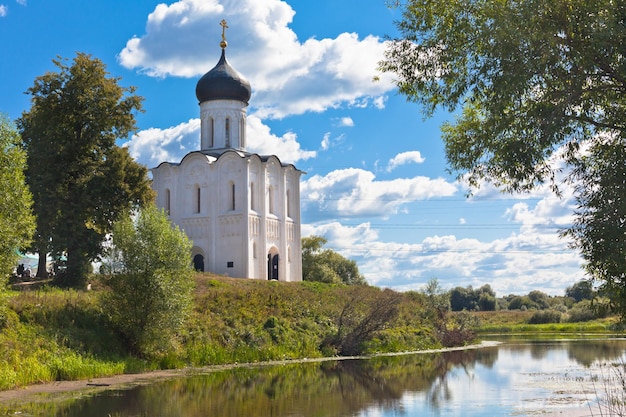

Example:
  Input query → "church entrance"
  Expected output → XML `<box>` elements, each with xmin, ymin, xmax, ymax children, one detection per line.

<box><xmin>267</xmin><ymin>250</ymin><xmax>279</xmax><ymax>280</ymax></box>
<box><xmin>193</xmin><ymin>254</ymin><xmax>205</xmax><ymax>272</ymax></box>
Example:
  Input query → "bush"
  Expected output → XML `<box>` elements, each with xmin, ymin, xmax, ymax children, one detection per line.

<box><xmin>528</xmin><ymin>310</ymin><xmax>561</xmax><ymax>324</ymax></box>
<box><xmin>101</xmin><ymin>205</ymin><xmax>195</xmax><ymax>357</ymax></box>
<box><xmin>567</xmin><ymin>300</ymin><xmax>607</xmax><ymax>323</ymax></box>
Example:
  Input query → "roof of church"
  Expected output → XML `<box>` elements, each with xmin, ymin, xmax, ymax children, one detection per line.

<box><xmin>195</xmin><ymin>35</ymin><xmax>251</xmax><ymax>104</ymax></box>
<box><xmin>154</xmin><ymin>149</ymin><xmax>306</xmax><ymax>174</ymax></box>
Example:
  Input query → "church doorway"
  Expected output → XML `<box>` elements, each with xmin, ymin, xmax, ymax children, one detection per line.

<box><xmin>193</xmin><ymin>254</ymin><xmax>205</xmax><ymax>272</ymax></box>
<box><xmin>267</xmin><ymin>249</ymin><xmax>279</xmax><ymax>280</ymax></box>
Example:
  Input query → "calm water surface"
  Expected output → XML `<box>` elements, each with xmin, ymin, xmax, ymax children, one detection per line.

<box><xmin>3</xmin><ymin>336</ymin><xmax>626</xmax><ymax>416</ymax></box>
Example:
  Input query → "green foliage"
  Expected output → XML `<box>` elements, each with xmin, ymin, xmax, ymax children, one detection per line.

<box><xmin>565</xmin><ymin>280</ymin><xmax>595</xmax><ymax>303</ymax></box>
<box><xmin>508</xmin><ymin>296</ymin><xmax>537</xmax><ymax>311</ymax></box>
<box><xmin>0</xmin><ymin>115</ymin><xmax>35</xmax><ymax>283</ymax></box>
<box><xmin>101</xmin><ymin>205</ymin><xmax>194</xmax><ymax>357</ymax></box>
<box><xmin>302</xmin><ymin>236</ymin><xmax>367</xmax><ymax>285</ymax></box>
<box><xmin>18</xmin><ymin>53</ymin><xmax>153</xmax><ymax>287</ymax></box>
<box><xmin>528</xmin><ymin>310</ymin><xmax>562</xmax><ymax>325</ymax></box>
<box><xmin>450</xmin><ymin>284</ymin><xmax>496</xmax><ymax>311</ymax></box>
<box><xmin>564</xmin><ymin>141</ymin><xmax>626</xmax><ymax>320</ymax></box>
<box><xmin>382</xmin><ymin>0</ymin><xmax>625</xmax><ymax>192</ymax></box>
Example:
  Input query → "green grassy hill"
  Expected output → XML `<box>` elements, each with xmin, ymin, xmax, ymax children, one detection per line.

<box><xmin>0</xmin><ymin>274</ymin><xmax>441</xmax><ymax>390</ymax></box>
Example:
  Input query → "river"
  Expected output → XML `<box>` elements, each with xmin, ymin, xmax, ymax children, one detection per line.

<box><xmin>2</xmin><ymin>336</ymin><xmax>626</xmax><ymax>416</ymax></box>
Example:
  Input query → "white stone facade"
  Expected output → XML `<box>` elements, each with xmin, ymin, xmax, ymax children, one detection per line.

<box><xmin>151</xmin><ymin>50</ymin><xmax>304</xmax><ymax>281</ymax></box>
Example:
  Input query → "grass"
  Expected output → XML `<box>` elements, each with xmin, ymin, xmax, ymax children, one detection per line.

<box><xmin>471</xmin><ymin>310</ymin><xmax>621</xmax><ymax>334</ymax></box>
<box><xmin>0</xmin><ymin>274</ymin><xmax>441</xmax><ymax>391</ymax></box>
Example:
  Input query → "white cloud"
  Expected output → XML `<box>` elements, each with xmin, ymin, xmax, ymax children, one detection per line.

<box><xmin>125</xmin><ymin>118</ymin><xmax>200</xmax><ymax>168</ymax></box>
<box><xmin>0</xmin><ymin>5</ymin><xmax>7</xmax><ymax>16</ymax></box>
<box><xmin>118</xmin><ymin>0</ymin><xmax>395</xmax><ymax>118</ymax></box>
<box><xmin>303</xmin><ymin>216</ymin><xmax>583</xmax><ymax>296</ymax></box>
<box><xmin>387</xmin><ymin>151</ymin><xmax>426</xmax><ymax>172</ymax></box>
<box><xmin>124</xmin><ymin>115</ymin><xmax>316</xmax><ymax>168</ymax></box>
<box><xmin>320</xmin><ymin>132</ymin><xmax>330</xmax><ymax>151</ymax></box>
<box><xmin>301</xmin><ymin>168</ymin><xmax>458</xmax><ymax>218</ymax></box>
<box><xmin>246</xmin><ymin>115</ymin><xmax>316</xmax><ymax>164</ymax></box>
<box><xmin>336</xmin><ymin>117</ymin><xmax>354</xmax><ymax>127</ymax></box>
<box><xmin>16</xmin><ymin>0</ymin><xmax>26</xmax><ymax>5</ymax></box>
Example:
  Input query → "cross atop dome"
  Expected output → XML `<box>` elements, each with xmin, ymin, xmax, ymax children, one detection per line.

<box><xmin>220</xmin><ymin>19</ymin><xmax>228</xmax><ymax>49</ymax></box>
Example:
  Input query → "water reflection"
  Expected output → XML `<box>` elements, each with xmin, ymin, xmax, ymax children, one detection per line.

<box><xmin>3</xmin><ymin>337</ymin><xmax>626</xmax><ymax>417</ymax></box>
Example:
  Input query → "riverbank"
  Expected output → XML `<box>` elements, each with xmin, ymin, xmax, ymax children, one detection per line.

<box><xmin>0</xmin><ymin>340</ymin><xmax>501</xmax><ymax>403</ymax></box>
<box><xmin>1</xmin><ymin>274</ymin><xmax>462</xmax><ymax>391</ymax></box>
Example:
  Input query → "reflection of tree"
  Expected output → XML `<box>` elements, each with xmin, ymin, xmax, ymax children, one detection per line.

<box><xmin>4</xmin><ymin>340</ymin><xmax>623</xmax><ymax>416</ymax></box>
<box><xmin>567</xmin><ymin>340</ymin><xmax>626</xmax><ymax>367</ymax></box>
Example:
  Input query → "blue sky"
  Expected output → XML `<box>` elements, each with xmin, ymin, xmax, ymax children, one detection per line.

<box><xmin>0</xmin><ymin>0</ymin><xmax>585</xmax><ymax>295</ymax></box>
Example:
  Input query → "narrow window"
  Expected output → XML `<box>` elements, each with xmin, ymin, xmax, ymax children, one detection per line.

<box><xmin>230</xmin><ymin>182</ymin><xmax>236</xmax><ymax>211</ymax></box>
<box><xmin>286</xmin><ymin>189</ymin><xmax>291</xmax><ymax>218</ymax></box>
<box><xmin>240</xmin><ymin>118</ymin><xmax>245</xmax><ymax>148</ymax></box>
<box><xmin>225</xmin><ymin>118</ymin><xmax>230</xmax><ymax>147</ymax></box>
<box><xmin>165</xmin><ymin>189</ymin><xmax>171</xmax><ymax>215</ymax></box>
<box><xmin>268</xmin><ymin>186</ymin><xmax>275</xmax><ymax>214</ymax></box>
<box><xmin>250</xmin><ymin>182</ymin><xmax>255</xmax><ymax>211</ymax></box>
<box><xmin>196</xmin><ymin>186</ymin><xmax>201</xmax><ymax>213</ymax></box>
<box><xmin>209</xmin><ymin>118</ymin><xmax>214</xmax><ymax>147</ymax></box>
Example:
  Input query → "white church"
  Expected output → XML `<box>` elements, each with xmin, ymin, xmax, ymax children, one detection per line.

<box><xmin>151</xmin><ymin>21</ymin><xmax>304</xmax><ymax>282</ymax></box>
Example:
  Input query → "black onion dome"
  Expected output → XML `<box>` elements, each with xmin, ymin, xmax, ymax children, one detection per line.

<box><xmin>195</xmin><ymin>49</ymin><xmax>251</xmax><ymax>104</ymax></box>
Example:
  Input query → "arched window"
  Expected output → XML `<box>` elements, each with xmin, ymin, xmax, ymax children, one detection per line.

<box><xmin>250</xmin><ymin>182</ymin><xmax>255</xmax><ymax>211</ymax></box>
<box><xmin>240</xmin><ymin>118</ymin><xmax>245</xmax><ymax>148</ymax></box>
<box><xmin>225</xmin><ymin>118</ymin><xmax>230</xmax><ymax>147</ymax></box>
<box><xmin>268</xmin><ymin>185</ymin><xmax>275</xmax><ymax>214</ymax></box>
<box><xmin>209</xmin><ymin>118</ymin><xmax>214</xmax><ymax>147</ymax></box>
<box><xmin>230</xmin><ymin>182</ymin><xmax>236</xmax><ymax>211</ymax></box>
<box><xmin>195</xmin><ymin>185</ymin><xmax>201</xmax><ymax>214</ymax></box>
<box><xmin>165</xmin><ymin>188</ymin><xmax>171</xmax><ymax>215</ymax></box>
<box><xmin>286</xmin><ymin>189</ymin><xmax>291</xmax><ymax>218</ymax></box>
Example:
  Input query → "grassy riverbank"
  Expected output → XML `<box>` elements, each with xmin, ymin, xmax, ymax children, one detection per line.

<box><xmin>470</xmin><ymin>310</ymin><xmax>621</xmax><ymax>334</ymax></box>
<box><xmin>0</xmin><ymin>274</ymin><xmax>442</xmax><ymax>391</ymax></box>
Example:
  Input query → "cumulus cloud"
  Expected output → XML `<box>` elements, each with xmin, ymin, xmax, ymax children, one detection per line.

<box><xmin>386</xmin><ymin>151</ymin><xmax>426</xmax><ymax>172</ymax></box>
<box><xmin>304</xmin><ymin>217</ymin><xmax>583</xmax><ymax>296</ymax></box>
<box><xmin>246</xmin><ymin>115</ymin><xmax>316</xmax><ymax>164</ymax></box>
<box><xmin>125</xmin><ymin>118</ymin><xmax>199</xmax><ymax>168</ymax></box>
<box><xmin>125</xmin><ymin>115</ymin><xmax>316</xmax><ymax>168</ymax></box>
<box><xmin>301</xmin><ymin>168</ymin><xmax>458</xmax><ymax>218</ymax></box>
<box><xmin>118</xmin><ymin>0</ymin><xmax>395</xmax><ymax>118</ymax></box>
<box><xmin>0</xmin><ymin>5</ymin><xmax>7</xmax><ymax>16</ymax></box>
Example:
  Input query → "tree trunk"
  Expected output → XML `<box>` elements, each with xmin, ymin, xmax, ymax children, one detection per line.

<box><xmin>36</xmin><ymin>251</ymin><xmax>47</xmax><ymax>278</ymax></box>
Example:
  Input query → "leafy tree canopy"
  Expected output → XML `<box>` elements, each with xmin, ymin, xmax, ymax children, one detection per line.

<box><xmin>302</xmin><ymin>236</ymin><xmax>367</xmax><ymax>285</ymax></box>
<box><xmin>0</xmin><ymin>115</ymin><xmax>35</xmax><ymax>283</ymax></box>
<box><xmin>18</xmin><ymin>53</ymin><xmax>154</xmax><ymax>287</ymax></box>
<box><xmin>381</xmin><ymin>0</ymin><xmax>625</xmax><ymax>192</ymax></box>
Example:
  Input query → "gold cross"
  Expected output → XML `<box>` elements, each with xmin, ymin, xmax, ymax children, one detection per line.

<box><xmin>220</xmin><ymin>19</ymin><xmax>228</xmax><ymax>48</ymax></box>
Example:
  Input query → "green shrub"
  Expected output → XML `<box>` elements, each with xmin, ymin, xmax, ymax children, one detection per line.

<box><xmin>528</xmin><ymin>310</ymin><xmax>561</xmax><ymax>324</ymax></box>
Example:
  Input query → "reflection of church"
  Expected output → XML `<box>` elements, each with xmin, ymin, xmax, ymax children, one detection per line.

<box><xmin>151</xmin><ymin>21</ymin><xmax>303</xmax><ymax>281</ymax></box>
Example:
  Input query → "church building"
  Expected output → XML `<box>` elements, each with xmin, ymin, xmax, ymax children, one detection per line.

<box><xmin>151</xmin><ymin>21</ymin><xmax>304</xmax><ymax>282</ymax></box>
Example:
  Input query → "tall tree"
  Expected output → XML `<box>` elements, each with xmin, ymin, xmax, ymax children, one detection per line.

<box><xmin>0</xmin><ymin>114</ymin><xmax>35</xmax><ymax>283</ymax></box>
<box><xmin>18</xmin><ymin>53</ymin><xmax>154</xmax><ymax>287</ymax></box>
<box><xmin>302</xmin><ymin>236</ymin><xmax>367</xmax><ymax>285</ymax></box>
<box><xmin>381</xmin><ymin>0</ymin><xmax>626</xmax><ymax>314</ymax></box>
<box><xmin>564</xmin><ymin>140</ymin><xmax>626</xmax><ymax>318</ymax></box>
